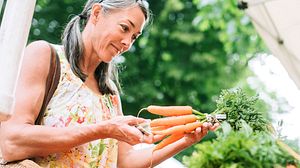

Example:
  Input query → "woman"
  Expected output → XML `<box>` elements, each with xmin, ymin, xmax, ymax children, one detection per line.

<box><xmin>0</xmin><ymin>0</ymin><xmax>218</xmax><ymax>167</ymax></box>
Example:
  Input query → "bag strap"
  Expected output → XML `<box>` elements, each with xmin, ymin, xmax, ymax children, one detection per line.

<box><xmin>35</xmin><ymin>44</ymin><xmax>61</xmax><ymax>125</ymax></box>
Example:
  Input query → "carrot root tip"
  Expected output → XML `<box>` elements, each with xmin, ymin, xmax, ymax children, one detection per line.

<box><xmin>137</xmin><ymin>108</ymin><xmax>148</xmax><ymax>118</ymax></box>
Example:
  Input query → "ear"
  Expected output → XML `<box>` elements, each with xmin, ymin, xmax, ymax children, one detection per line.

<box><xmin>90</xmin><ymin>3</ymin><xmax>102</xmax><ymax>24</ymax></box>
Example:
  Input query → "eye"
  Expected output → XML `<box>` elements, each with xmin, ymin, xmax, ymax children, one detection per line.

<box><xmin>120</xmin><ymin>24</ymin><xmax>129</xmax><ymax>32</ymax></box>
<box><xmin>132</xmin><ymin>35</ymin><xmax>137</xmax><ymax>41</ymax></box>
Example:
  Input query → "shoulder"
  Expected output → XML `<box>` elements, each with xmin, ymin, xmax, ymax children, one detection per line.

<box><xmin>20</xmin><ymin>40</ymin><xmax>55</xmax><ymax>82</ymax></box>
<box><xmin>23</xmin><ymin>40</ymin><xmax>53</xmax><ymax>76</ymax></box>
<box><xmin>25</xmin><ymin>40</ymin><xmax>52</xmax><ymax>59</ymax></box>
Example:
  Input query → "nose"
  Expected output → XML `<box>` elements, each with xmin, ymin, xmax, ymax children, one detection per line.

<box><xmin>121</xmin><ymin>36</ymin><xmax>132</xmax><ymax>51</ymax></box>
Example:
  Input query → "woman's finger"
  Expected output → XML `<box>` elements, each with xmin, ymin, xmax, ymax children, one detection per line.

<box><xmin>201</xmin><ymin>122</ymin><xmax>210</xmax><ymax>135</ymax></box>
<box><xmin>194</xmin><ymin>127</ymin><xmax>202</xmax><ymax>134</ymax></box>
<box><xmin>210</xmin><ymin>123</ymin><xmax>220</xmax><ymax>131</ymax></box>
<box><xmin>141</xmin><ymin>134</ymin><xmax>155</xmax><ymax>144</ymax></box>
<box><xmin>152</xmin><ymin>134</ymin><xmax>166</xmax><ymax>143</ymax></box>
<box><xmin>124</xmin><ymin>115</ymin><xmax>147</xmax><ymax>125</ymax></box>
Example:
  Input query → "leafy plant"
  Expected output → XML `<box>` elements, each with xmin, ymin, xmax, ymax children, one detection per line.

<box><xmin>183</xmin><ymin>122</ymin><xmax>299</xmax><ymax>168</ymax></box>
<box><xmin>213</xmin><ymin>89</ymin><xmax>268</xmax><ymax>132</ymax></box>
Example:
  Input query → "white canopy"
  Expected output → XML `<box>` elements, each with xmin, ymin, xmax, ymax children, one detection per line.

<box><xmin>238</xmin><ymin>0</ymin><xmax>300</xmax><ymax>89</ymax></box>
<box><xmin>0</xmin><ymin>0</ymin><xmax>36</xmax><ymax>121</ymax></box>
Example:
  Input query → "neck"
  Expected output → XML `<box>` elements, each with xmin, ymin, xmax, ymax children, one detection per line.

<box><xmin>81</xmin><ymin>27</ymin><xmax>101</xmax><ymax>76</ymax></box>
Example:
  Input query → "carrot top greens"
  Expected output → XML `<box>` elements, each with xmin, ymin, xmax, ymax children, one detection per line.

<box><xmin>212</xmin><ymin>89</ymin><xmax>268</xmax><ymax>132</ymax></box>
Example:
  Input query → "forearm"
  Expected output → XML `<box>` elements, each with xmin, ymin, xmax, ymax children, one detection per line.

<box><xmin>119</xmin><ymin>137</ymin><xmax>191</xmax><ymax>168</ymax></box>
<box><xmin>0</xmin><ymin>121</ymin><xmax>109</xmax><ymax>161</ymax></box>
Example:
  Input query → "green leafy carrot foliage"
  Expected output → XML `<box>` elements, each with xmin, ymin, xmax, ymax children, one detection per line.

<box><xmin>214</xmin><ymin>89</ymin><xmax>268</xmax><ymax>132</ymax></box>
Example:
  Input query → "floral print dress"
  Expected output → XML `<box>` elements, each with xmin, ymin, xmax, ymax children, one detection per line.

<box><xmin>34</xmin><ymin>45</ymin><xmax>120</xmax><ymax>168</ymax></box>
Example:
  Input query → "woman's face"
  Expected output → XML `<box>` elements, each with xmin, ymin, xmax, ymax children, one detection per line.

<box><xmin>89</xmin><ymin>4</ymin><xmax>146</xmax><ymax>63</ymax></box>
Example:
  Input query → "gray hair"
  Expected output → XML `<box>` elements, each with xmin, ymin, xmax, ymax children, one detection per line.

<box><xmin>62</xmin><ymin>0</ymin><xmax>151</xmax><ymax>95</ymax></box>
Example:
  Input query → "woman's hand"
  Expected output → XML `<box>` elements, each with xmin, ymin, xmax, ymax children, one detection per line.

<box><xmin>182</xmin><ymin>122</ymin><xmax>220</xmax><ymax>146</ymax></box>
<box><xmin>105</xmin><ymin>115</ymin><xmax>153</xmax><ymax>145</ymax></box>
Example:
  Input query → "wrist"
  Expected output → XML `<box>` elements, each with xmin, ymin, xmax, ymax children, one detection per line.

<box><xmin>93</xmin><ymin>120</ymin><xmax>112</xmax><ymax>139</ymax></box>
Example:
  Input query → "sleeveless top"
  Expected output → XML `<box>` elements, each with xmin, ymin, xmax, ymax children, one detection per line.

<box><xmin>34</xmin><ymin>45</ymin><xmax>119</xmax><ymax>168</ymax></box>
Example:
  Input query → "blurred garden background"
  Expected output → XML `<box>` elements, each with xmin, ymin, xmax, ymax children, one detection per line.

<box><xmin>1</xmin><ymin>0</ymin><xmax>299</xmax><ymax>167</ymax></box>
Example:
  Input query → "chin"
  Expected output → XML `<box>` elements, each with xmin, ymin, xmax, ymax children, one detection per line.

<box><xmin>102</xmin><ymin>56</ymin><xmax>114</xmax><ymax>63</ymax></box>
<box><xmin>99</xmin><ymin>53</ymin><xmax>114</xmax><ymax>63</ymax></box>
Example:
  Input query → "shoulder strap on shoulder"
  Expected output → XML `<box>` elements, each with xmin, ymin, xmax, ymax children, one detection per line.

<box><xmin>35</xmin><ymin>44</ymin><xmax>61</xmax><ymax>125</ymax></box>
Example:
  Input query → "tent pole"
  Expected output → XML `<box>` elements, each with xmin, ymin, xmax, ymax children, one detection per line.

<box><xmin>0</xmin><ymin>0</ymin><xmax>36</xmax><ymax>121</ymax></box>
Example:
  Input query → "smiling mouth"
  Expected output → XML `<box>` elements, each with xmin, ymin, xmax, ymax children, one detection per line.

<box><xmin>111</xmin><ymin>44</ymin><xmax>121</xmax><ymax>54</ymax></box>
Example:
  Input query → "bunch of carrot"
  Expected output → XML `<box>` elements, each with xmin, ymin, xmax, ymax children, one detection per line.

<box><xmin>138</xmin><ymin>105</ymin><xmax>222</xmax><ymax>151</ymax></box>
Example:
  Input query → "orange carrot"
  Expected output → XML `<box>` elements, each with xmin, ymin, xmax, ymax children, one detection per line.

<box><xmin>146</xmin><ymin>105</ymin><xmax>193</xmax><ymax>116</ymax></box>
<box><xmin>154</xmin><ymin>133</ymin><xmax>184</xmax><ymax>151</ymax></box>
<box><xmin>151</xmin><ymin>126</ymin><xmax>171</xmax><ymax>132</ymax></box>
<box><xmin>152</xmin><ymin>121</ymin><xmax>203</xmax><ymax>135</ymax></box>
<box><xmin>150</xmin><ymin>115</ymin><xmax>198</xmax><ymax>127</ymax></box>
